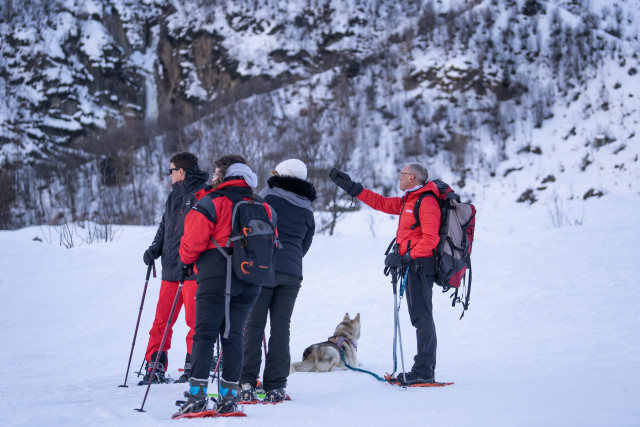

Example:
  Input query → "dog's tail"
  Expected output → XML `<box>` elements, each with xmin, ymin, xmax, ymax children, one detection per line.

<box><xmin>290</xmin><ymin>359</ymin><xmax>315</xmax><ymax>373</ymax></box>
<box><xmin>290</xmin><ymin>345</ymin><xmax>318</xmax><ymax>373</ymax></box>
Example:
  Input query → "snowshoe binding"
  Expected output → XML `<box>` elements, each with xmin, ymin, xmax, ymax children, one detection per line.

<box><xmin>172</xmin><ymin>377</ymin><xmax>209</xmax><ymax>419</ymax></box>
<box><xmin>138</xmin><ymin>351</ymin><xmax>168</xmax><ymax>385</ymax></box>
<box><xmin>239</xmin><ymin>383</ymin><xmax>258</xmax><ymax>403</ymax></box>
<box><xmin>175</xmin><ymin>353</ymin><xmax>191</xmax><ymax>384</ymax></box>
<box><xmin>264</xmin><ymin>388</ymin><xmax>286</xmax><ymax>402</ymax></box>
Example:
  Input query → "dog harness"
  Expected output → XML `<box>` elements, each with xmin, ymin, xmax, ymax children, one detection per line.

<box><xmin>328</xmin><ymin>336</ymin><xmax>357</xmax><ymax>350</ymax></box>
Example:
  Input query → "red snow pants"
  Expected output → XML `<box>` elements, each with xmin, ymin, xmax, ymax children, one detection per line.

<box><xmin>144</xmin><ymin>279</ymin><xmax>197</xmax><ymax>367</ymax></box>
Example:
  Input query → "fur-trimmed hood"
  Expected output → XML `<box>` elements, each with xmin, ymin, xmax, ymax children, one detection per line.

<box><xmin>267</xmin><ymin>175</ymin><xmax>317</xmax><ymax>202</ymax></box>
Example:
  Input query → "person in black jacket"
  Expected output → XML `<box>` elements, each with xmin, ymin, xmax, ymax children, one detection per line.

<box><xmin>140</xmin><ymin>152</ymin><xmax>209</xmax><ymax>384</ymax></box>
<box><xmin>239</xmin><ymin>159</ymin><xmax>316</xmax><ymax>402</ymax></box>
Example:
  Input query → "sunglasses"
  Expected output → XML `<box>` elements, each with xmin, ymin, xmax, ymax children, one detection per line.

<box><xmin>168</xmin><ymin>167</ymin><xmax>181</xmax><ymax>175</ymax></box>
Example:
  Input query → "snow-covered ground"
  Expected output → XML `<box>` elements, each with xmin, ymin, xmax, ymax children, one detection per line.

<box><xmin>0</xmin><ymin>193</ymin><xmax>638</xmax><ymax>426</ymax></box>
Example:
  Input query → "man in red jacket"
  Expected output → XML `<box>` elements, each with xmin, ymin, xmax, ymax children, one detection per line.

<box><xmin>330</xmin><ymin>163</ymin><xmax>441</xmax><ymax>385</ymax></box>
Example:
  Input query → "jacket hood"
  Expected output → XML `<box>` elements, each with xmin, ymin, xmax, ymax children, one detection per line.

<box><xmin>267</xmin><ymin>175</ymin><xmax>317</xmax><ymax>201</ymax></box>
<box><xmin>173</xmin><ymin>164</ymin><xmax>210</xmax><ymax>193</ymax></box>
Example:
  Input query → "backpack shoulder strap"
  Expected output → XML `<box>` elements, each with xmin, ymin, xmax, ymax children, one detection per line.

<box><xmin>192</xmin><ymin>191</ymin><xmax>225</xmax><ymax>224</ymax></box>
<box><xmin>410</xmin><ymin>191</ymin><xmax>438</xmax><ymax>231</ymax></box>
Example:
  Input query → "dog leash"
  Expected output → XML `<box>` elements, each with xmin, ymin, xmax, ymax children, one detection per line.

<box><xmin>334</xmin><ymin>342</ymin><xmax>386</xmax><ymax>382</ymax></box>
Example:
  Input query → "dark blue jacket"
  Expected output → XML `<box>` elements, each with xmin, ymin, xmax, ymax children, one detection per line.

<box><xmin>151</xmin><ymin>165</ymin><xmax>209</xmax><ymax>281</ymax></box>
<box><xmin>259</xmin><ymin>175</ymin><xmax>316</xmax><ymax>281</ymax></box>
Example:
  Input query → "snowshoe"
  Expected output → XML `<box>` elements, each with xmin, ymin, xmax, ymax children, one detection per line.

<box><xmin>172</xmin><ymin>377</ymin><xmax>209</xmax><ymax>418</ymax></box>
<box><xmin>384</xmin><ymin>373</ymin><xmax>453</xmax><ymax>387</ymax></box>
<box><xmin>264</xmin><ymin>388</ymin><xmax>286</xmax><ymax>402</ymax></box>
<box><xmin>394</xmin><ymin>371</ymin><xmax>434</xmax><ymax>385</ymax></box>
<box><xmin>138</xmin><ymin>363</ymin><xmax>166</xmax><ymax>385</ymax></box>
<box><xmin>138</xmin><ymin>351</ymin><xmax>168</xmax><ymax>385</ymax></box>
<box><xmin>239</xmin><ymin>383</ymin><xmax>257</xmax><ymax>402</ymax></box>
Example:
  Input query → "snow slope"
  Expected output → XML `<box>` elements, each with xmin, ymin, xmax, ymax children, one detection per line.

<box><xmin>0</xmin><ymin>193</ymin><xmax>638</xmax><ymax>426</ymax></box>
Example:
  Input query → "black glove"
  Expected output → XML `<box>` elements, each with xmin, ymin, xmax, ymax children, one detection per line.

<box><xmin>180</xmin><ymin>261</ymin><xmax>195</xmax><ymax>279</ymax></box>
<box><xmin>384</xmin><ymin>252</ymin><xmax>413</xmax><ymax>268</ymax></box>
<box><xmin>143</xmin><ymin>244</ymin><xmax>162</xmax><ymax>266</ymax></box>
<box><xmin>329</xmin><ymin>168</ymin><xmax>363</xmax><ymax>197</ymax></box>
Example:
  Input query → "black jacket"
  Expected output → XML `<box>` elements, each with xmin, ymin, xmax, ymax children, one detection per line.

<box><xmin>259</xmin><ymin>175</ymin><xmax>316</xmax><ymax>281</ymax></box>
<box><xmin>152</xmin><ymin>165</ymin><xmax>209</xmax><ymax>281</ymax></box>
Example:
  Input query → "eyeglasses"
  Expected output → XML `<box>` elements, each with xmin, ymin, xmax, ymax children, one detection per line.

<box><xmin>398</xmin><ymin>172</ymin><xmax>412</xmax><ymax>179</ymax></box>
<box><xmin>168</xmin><ymin>167</ymin><xmax>181</xmax><ymax>175</ymax></box>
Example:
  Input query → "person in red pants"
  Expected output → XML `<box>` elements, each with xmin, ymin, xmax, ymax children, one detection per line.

<box><xmin>140</xmin><ymin>152</ymin><xmax>209</xmax><ymax>385</ymax></box>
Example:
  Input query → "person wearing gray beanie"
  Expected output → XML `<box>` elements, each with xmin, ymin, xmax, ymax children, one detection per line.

<box><xmin>176</xmin><ymin>154</ymin><xmax>273</xmax><ymax>416</ymax></box>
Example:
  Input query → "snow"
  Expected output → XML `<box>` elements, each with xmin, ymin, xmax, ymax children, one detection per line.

<box><xmin>0</xmin><ymin>192</ymin><xmax>639</xmax><ymax>426</ymax></box>
<box><xmin>80</xmin><ymin>20</ymin><xmax>114</xmax><ymax>63</ymax></box>
<box><xmin>129</xmin><ymin>25</ymin><xmax>160</xmax><ymax>122</ymax></box>
<box><xmin>41</xmin><ymin>116</ymin><xmax>83</xmax><ymax>132</ymax></box>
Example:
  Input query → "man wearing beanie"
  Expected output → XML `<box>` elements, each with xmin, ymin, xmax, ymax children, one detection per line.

<box><xmin>140</xmin><ymin>152</ymin><xmax>209</xmax><ymax>385</ymax></box>
<box><xmin>175</xmin><ymin>154</ymin><xmax>276</xmax><ymax>416</ymax></box>
<box><xmin>240</xmin><ymin>158</ymin><xmax>316</xmax><ymax>402</ymax></box>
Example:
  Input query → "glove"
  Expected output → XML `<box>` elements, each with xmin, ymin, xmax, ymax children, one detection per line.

<box><xmin>180</xmin><ymin>261</ymin><xmax>195</xmax><ymax>279</ymax></box>
<box><xmin>384</xmin><ymin>252</ymin><xmax>413</xmax><ymax>268</ymax></box>
<box><xmin>329</xmin><ymin>168</ymin><xmax>364</xmax><ymax>197</ymax></box>
<box><xmin>143</xmin><ymin>244</ymin><xmax>162</xmax><ymax>266</ymax></box>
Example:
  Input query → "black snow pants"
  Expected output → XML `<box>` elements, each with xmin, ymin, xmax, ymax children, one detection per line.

<box><xmin>189</xmin><ymin>275</ymin><xmax>261</xmax><ymax>382</ymax></box>
<box><xmin>405</xmin><ymin>268</ymin><xmax>437</xmax><ymax>377</ymax></box>
<box><xmin>240</xmin><ymin>272</ymin><xmax>302</xmax><ymax>391</ymax></box>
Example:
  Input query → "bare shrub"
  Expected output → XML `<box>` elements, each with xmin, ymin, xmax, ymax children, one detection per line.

<box><xmin>548</xmin><ymin>197</ymin><xmax>584</xmax><ymax>227</ymax></box>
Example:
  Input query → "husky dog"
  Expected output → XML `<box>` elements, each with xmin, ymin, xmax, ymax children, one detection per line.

<box><xmin>290</xmin><ymin>313</ymin><xmax>360</xmax><ymax>373</ymax></box>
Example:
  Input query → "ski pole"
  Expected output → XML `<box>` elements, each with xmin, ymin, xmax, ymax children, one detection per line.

<box><xmin>215</xmin><ymin>336</ymin><xmax>223</xmax><ymax>395</ymax></box>
<box><xmin>391</xmin><ymin>268</ymin><xmax>408</xmax><ymax>385</ymax></box>
<box><xmin>135</xmin><ymin>275</ymin><xmax>184</xmax><ymax>412</ymax></box>
<box><xmin>135</xmin><ymin>358</ymin><xmax>145</xmax><ymax>377</ymax></box>
<box><xmin>262</xmin><ymin>331</ymin><xmax>268</xmax><ymax>361</ymax></box>
<box><xmin>119</xmin><ymin>262</ymin><xmax>156</xmax><ymax>388</ymax></box>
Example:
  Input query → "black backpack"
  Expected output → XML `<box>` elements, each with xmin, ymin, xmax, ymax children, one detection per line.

<box><xmin>411</xmin><ymin>180</ymin><xmax>476</xmax><ymax>318</ymax></box>
<box><xmin>209</xmin><ymin>189</ymin><xmax>279</xmax><ymax>286</ymax></box>
<box><xmin>203</xmin><ymin>188</ymin><xmax>279</xmax><ymax>338</ymax></box>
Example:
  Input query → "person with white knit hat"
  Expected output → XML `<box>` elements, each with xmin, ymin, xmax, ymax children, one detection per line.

<box><xmin>240</xmin><ymin>158</ymin><xmax>316</xmax><ymax>402</ymax></box>
<box><xmin>274</xmin><ymin>158</ymin><xmax>307</xmax><ymax>180</ymax></box>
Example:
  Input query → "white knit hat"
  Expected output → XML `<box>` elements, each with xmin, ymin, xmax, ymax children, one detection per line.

<box><xmin>275</xmin><ymin>159</ymin><xmax>307</xmax><ymax>180</ymax></box>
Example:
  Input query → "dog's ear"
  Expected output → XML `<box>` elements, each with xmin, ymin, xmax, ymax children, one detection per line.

<box><xmin>355</xmin><ymin>313</ymin><xmax>360</xmax><ymax>321</ymax></box>
<box><xmin>343</xmin><ymin>312</ymin><xmax>350</xmax><ymax>321</ymax></box>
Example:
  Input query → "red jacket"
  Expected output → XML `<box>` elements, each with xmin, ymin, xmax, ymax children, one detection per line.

<box><xmin>179</xmin><ymin>179</ymin><xmax>275</xmax><ymax>270</ymax></box>
<box><xmin>357</xmin><ymin>182</ymin><xmax>441</xmax><ymax>258</ymax></box>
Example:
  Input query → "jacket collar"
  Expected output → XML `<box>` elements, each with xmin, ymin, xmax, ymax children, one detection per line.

<box><xmin>402</xmin><ymin>181</ymin><xmax>440</xmax><ymax>200</ymax></box>
<box><xmin>194</xmin><ymin>179</ymin><xmax>250</xmax><ymax>200</ymax></box>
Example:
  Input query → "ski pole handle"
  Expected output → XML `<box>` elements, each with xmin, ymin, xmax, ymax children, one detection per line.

<box><xmin>391</xmin><ymin>268</ymin><xmax>398</xmax><ymax>295</ymax></box>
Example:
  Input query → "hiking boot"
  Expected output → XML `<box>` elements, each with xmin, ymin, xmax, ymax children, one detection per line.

<box><xmin>264</xmin><ymin>388</ymin><xmax>286</xmax><ymax>402</ymax></box>
<box><xmin>216</xmin><ymin>379</ymin><xmax>239</xmax><ymax>414</ymax></box>
<box><xmin>175</xmin><ymin>353</ymin><xmax>192</xmax><ymax>383</ymax></box>
<box><xmin>177</xmin><ymin>377</ymin><xmax>209</xmax><ymax>414</ymax></box>
<box><xmin>395</xmin><ymin>371</ymin><xmax>434</xmax><ymax>385</ymax></box>
<box><xmin>138</xmin><ymin>351</ymin><xmax>167</xmax><ymax>385</ymax></box>
<box><xmin>239</xmin><ymin>383</ymin><xmax>257</xmax><ymax>402</ymax></box>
